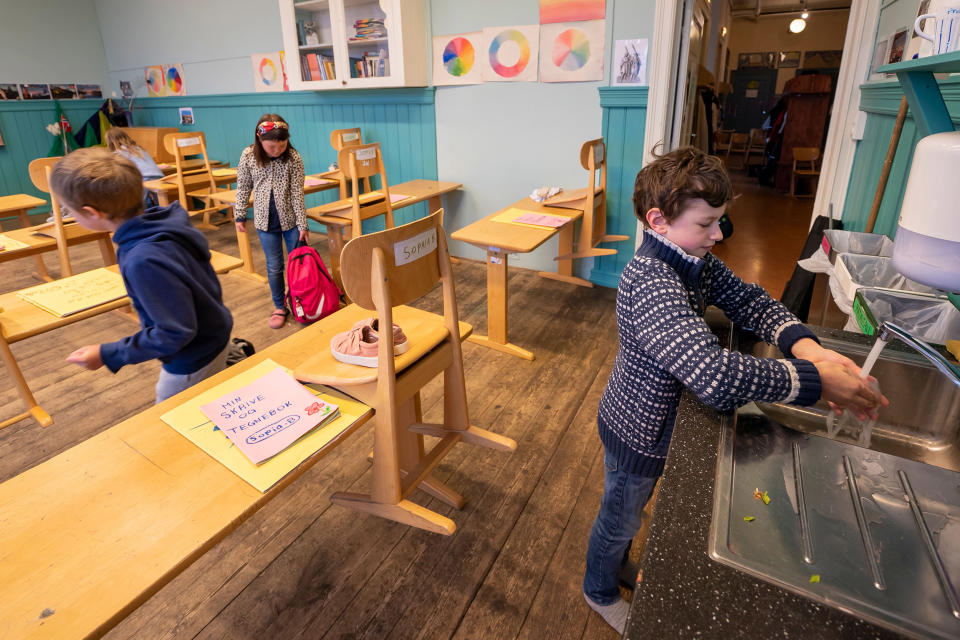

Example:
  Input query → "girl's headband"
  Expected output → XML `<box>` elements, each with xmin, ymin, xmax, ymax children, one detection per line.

<box><xmin>256</xmin><ymin>121</ymin><xmax>289</xmax><ymax>136</ymax></box>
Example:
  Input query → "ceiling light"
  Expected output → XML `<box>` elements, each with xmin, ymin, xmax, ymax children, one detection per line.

<box><xmin>801</xmin><ymin>11</ymin><xmax>809</xmax><ymax>19</ymax></box>
<box><xmin>789</xmin><ymin>18</ymin><xmax>807</xmax><ymax>33</ymax></box>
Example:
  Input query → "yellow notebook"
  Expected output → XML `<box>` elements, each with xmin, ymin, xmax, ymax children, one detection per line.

<box><xmin>211</xmin><ymin>168</ymin><xmax>237</xmax><ymax>177</ymax></box>
<box><xmin>16</xmin><ymin>268</ymin><xmax>127</xmax><ymax>317</ymax></box>
<box><xmin>161</xmin><ymin>359</ymin><xmax>371</xmax><ymax>492</ymax></box>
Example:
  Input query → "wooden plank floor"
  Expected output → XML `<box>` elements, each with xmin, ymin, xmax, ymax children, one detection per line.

<box><xmin>0</xmin><ymin>174</ymin><xmax>809</xmax><ymax>639</ymax></box>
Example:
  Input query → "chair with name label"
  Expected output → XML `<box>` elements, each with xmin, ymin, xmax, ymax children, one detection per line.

<box><xmin>330</xmin><ymin>127</ymin><xmax>370</xmax><ymax>198</ymax></box>
<box><xmin>162</xmin><ymin>132</ymin><xmax>233</xmax><ymax>230</ymax></box>
<box><xmin>295</xmin><ymin>211</ymin><xmax>516</xmax><ymax>534</ymax></box>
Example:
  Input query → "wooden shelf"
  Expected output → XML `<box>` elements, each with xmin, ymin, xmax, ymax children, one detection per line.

<box><xmin>348</xmin><ymin>37</ymin><xmax>388</xmax><ymax>45</ymax></box>
<box><xmin>877</xmin><ymin>50</ymin><xmax>960</xmax><ymax>75</ymax></box>
<box><xmin>878</xmin><ymin>51</ymin><xmax>960</xmax><ymax>137</ymax></box>
<box><xmin>299</xmin><ymin>43</ymin><xmax>334</xmax><ymax>49</ymax></box>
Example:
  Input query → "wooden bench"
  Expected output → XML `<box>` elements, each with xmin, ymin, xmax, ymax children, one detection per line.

<box><xmin>0</xmin><ymin>251</ymin><xmax>243</xmax><ymax>430</ymax></box>
<box><xmin>0</xmin><ymin>304</ymin><xmax>475</xmax><ymax>638</ymax></box>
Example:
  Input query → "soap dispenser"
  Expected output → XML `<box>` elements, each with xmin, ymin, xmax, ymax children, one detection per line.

<box><xmin>892</xmin><ymin>131</ymin><xmax>960</xmax><ymax>292</ymax></box>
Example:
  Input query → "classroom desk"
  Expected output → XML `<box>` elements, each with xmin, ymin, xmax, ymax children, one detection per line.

<box><xmin>0</xmin><ymin>222</ymin><xmax>116</xmax><ymax>284</ymax></box>
<box><xmin>155</xmin><ymin>158</ymin><xmax>225</xmax><ymax>175</ymax></box>
<box><xmin>0</xmin><ymin>303</ymin><xmax>472</xmax><ymax>639</ymax></box>
<box><xmin>450</xmin><ymin>198</ymin><xmax>590</xmax><ymax>361</ymax></box>
<box><xmin>207</xmin><ymin>172</ymin><xmax>342</xmax><ymax>284</ymax></box>
<box><xmin>306</xmin><ymin>179</ymin><xmax>462</xmax><ymax>284</ymax></box>
<box><xmin>0</xmin><ymin>194</ymin><xmax>53</xmax><ymax>280</ymax></box>
<box><xmin>142</xmin><ymin>169</ymin><xmax>239</xmax><ymax>207</ymax></box>
<box><xmin>0</xmin><ymin>251</ymin><xmax>243</xmax><ymax>431</ymax></box>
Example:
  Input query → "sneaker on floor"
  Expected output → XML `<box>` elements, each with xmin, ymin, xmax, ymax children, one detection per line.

<box><xmin>582</xmin><ymin>591</ymin><xmax>629</xmax><ymax>634</ymax></box>
<box><xmin>330</xmin><ymin>325</ymin><xmax>380</xmax><ymax>367</ymax></box>
<box><xmin>268</xmin><ymin>308</ymin><xmax>288</xmax><ymax>329</ymax></box>
<box><xmin>351</xmin><ymin>317</ymin><xmax>409</xmax><ymax>355</ymax></box>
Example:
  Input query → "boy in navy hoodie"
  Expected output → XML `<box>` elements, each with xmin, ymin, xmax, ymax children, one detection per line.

<box><xmin>581</xmin><ymin>147</ymin><xmax>887</xmax><ymax>633</ymax></box>
<box><xmin>52</xmin><ymin>148</ymin><xmax>233</xmax><ymax>403</ymax></box>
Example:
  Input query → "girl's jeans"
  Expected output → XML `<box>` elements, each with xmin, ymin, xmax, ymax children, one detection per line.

<box><xmin>582</xmin><ymin>449</ymin><xmax>658</xmax><ymax>605</ymax></box>
<box><xmin>258</xmin><ymin>227</ymin><xmax>300</xmax><ymax>309</ymax></box>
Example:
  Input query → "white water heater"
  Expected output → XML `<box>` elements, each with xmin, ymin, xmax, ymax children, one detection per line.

<box><xmin>892</xmin><ymin>131</ymin><xmax>960</xmax><ymax>292</ymax></box>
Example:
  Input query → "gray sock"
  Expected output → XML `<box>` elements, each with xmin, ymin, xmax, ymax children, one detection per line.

<box><xmin>582</xmin><ymin>591</ymin><xmax>630</xmax><ymax>634</ymax></box>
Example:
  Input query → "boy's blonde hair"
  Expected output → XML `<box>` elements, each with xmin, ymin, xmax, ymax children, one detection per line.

<box><xmin>50</xmin><ymin>147</ymin><xmax>144</xmax><ymax>221</ymax></box>
<box><xmin>633</xmin><ymin>146</ymin><xmax>732</xmax><ymax>227</ymax></box>
<box><xmin>104</xmin><ymin>128</ymin><xmax>147</xmax><ymax>158</ymax></box>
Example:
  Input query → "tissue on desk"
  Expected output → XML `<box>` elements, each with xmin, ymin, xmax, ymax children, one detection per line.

<box><xmin>530</xmin><ymin>186</ymin><xmax>562</xmax><ymax>203</ymax></box>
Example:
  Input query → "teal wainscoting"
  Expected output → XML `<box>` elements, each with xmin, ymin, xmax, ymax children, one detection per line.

<box><xmin>0</xmin><ymin>99</ymin><xmax>110</xmax><ymax>214</ymax></box>
<box><xmin>594</xmin><ymin>86</ymin><xmax>646</xmax><ymax>288</ymax></box>
<box><xmin>842</xmin><ymin>78</ymin><xmax>960</xmax><ymax>237</ymax></box>
<box><xmin>0</xmin><ymin>89</ymin><xmax>438</xmax><ymax>231</ymax></box>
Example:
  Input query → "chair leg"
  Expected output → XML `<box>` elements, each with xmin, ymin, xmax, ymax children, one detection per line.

<box><xmin>0</xmin><ymin>336</ymin><xmax>52</xmax><ymax>429</ymax></box>
<box><xmin>329</xmin><ymin>492</ymin><xmax>456</xmax><ymax>534</ymax></box>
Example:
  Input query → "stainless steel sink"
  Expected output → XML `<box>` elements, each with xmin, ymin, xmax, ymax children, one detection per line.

<box><xmin>710</xmin><ymin>328</ymin><xmax>960</xmax><ymax>639</ymax></box>
<box><xmin>750</xmin><ymin>335</ymin><xmax>960</xmax><ymax>473</ymax></box>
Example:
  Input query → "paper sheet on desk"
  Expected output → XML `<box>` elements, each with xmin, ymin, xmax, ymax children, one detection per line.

<box><xmin>491</xmin><ymin>207</ymin><xmax>572</xmax><ymax>230</ymax></box>
<box><xmin>0</xmin><ymin>234</ymin><xmax>30</xmax><ymax>251</ymax></box>
<box><xmin>322</xmin><ymin>192</ymin><xmax>411</xmax><ymax>217</ymax></box>
<box><xmin>304</xmin><ymin>177</ymin><xmax>335</xmax><ymax>187</ymax></box>
<box><xmin>161</xmin><ymin>359</ymin><xmax>370</xmax><ymax>492</ymax></box>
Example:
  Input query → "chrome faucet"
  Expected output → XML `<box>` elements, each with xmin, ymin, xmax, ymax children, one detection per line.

<box><xmin>878</xmin><ymin>322</ymin><xmax>960</xmax><ymax>388</ymax></box>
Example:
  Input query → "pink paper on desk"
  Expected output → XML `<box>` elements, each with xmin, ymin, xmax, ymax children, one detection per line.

<box><xmin>305</xmin><ymin>177</ymin><xmax>334</xmax><ymax>186</ymax></box>
<box><xmin>199</xmin><ymin>367</ymin><xmax>340</xmax><ymax>465</ymax></box>
<box><xmin>513</xmin><ymin>213</ymin><xmax>569</xmax><ymax>228</ymax></box>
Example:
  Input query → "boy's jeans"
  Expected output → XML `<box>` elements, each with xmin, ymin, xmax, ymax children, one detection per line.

<box><xmin>258</xmin><ymin>227</ymin><xmax>301</xmax><ymax>309</ymax></box>
<box><xmin>583</xmin><ymin>450</ymin><xmax>658</xmax><ymax>605</ymax></box>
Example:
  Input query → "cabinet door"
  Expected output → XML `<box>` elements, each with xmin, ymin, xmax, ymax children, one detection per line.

<box><xmin>335</xmin><ymin>0</ymin><xmax>397</xmax><ymax>87</ymax></box>
<box><xmin>280</xmin><ymin>0</ymin><xmax>347</xmax><ymax>90</ymax></box>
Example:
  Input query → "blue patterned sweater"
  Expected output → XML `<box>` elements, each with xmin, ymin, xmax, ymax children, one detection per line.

<box><xmin>597</xmin><ymin>230</ymin><xmax>823</xmax><ymax>477</ymax></box>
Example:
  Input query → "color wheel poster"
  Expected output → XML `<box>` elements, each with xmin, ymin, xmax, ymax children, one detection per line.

<box><xmin>432</xmin><ymin>32</ymin><xmax>482</xmax><ymax>86</ymax></box>
<box><xmin>540</xmin><ymin>0</ymin><xmax>606</xmax><ymax>24</ymax></box>
<box><xmin>252</xmin><ymin>52</ymin><xmax>287</xmax><ymax>92</ymax></box>
<box><xmin>163</xmin><ymin>63</ymin><xmax>186</xmax><ymax>96</ymax></box>
<box><xmin>481</xmin><ymin>25</ymin><xmax>539</xmax><ymax>82</ymax></box>
<box><xmin>145</xmin><ymin>65</ymin><xmax>165</xmax><ymax>97</ymax></box>
<box><xmin>540</xmin><ymin>21</ymin><xmax>604</xmax><ymax>82</ymax></box>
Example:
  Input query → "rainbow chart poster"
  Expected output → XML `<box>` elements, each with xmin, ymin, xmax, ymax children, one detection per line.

<box><xmin>144</xmin><ymin>65</ymin><xmax>165</xmax><ymax>97</ymax></box>
<box><xmin>432</xmin><ymin>32</ymin><xmax>483</xmax><ymax>86</ymax></box>
<box><xmin>540</xmin><ymin>0</ymin><xmax>606</xmax><ymax>24</ymax></box>
<box><xmin>163</xmin><ymin>63</ymin><xmax>187</xmax><ymax>96</ymax></box>
<box><xmin>252</xmin><ymin>52</ymin><xmax>287</xmax><ymax>92</ymax></box>
<box><xmin>480</xmin><ymin>25</ymin><xmax>540</xmax><ymax>82</ymax></box>
<box><xmin>539</xmin><ymin>20</ymin><xmax>604</xmax><ymax>83</ymax></box>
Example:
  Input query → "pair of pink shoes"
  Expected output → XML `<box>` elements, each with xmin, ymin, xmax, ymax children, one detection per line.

<box><xmin>330</xmin><ymin>318</ymin><xmax>409</xmax><ymax>367</ymax></box>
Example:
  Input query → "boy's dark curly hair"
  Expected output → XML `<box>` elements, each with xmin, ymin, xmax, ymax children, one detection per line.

<box><xmin>633</xmin><ymin>146</ymin><xmax>733</xmax><ymax>227</ymax></box>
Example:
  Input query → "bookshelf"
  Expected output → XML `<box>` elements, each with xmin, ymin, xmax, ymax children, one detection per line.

<box><xmin>279</xmin><ymin>0</ymin><xmax>427</xmax><ymax>90</ymax></box>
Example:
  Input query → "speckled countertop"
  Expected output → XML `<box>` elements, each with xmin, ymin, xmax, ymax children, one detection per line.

<box><xmin>623</xmin><ymin>322</ymin><xmax>906</xmax><ymax>639</ymax></box>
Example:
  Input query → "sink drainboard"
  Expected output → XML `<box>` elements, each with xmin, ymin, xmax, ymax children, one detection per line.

<box><xmin>710</xmin><ymin>405</ymin><xmax>960</xmax><ymax>639</ymax></box>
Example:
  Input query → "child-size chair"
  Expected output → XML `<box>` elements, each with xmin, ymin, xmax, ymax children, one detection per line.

<box><xmin>294</xmin><ymin>211</ymin><xmax>516</xmax><ymax>534</ymax></box>
<box><xmin>549</xmin><ymin>138</ymin><xmax>629</xmax><ymax>261</ymax></box>
<box><xmin>743</xmin><ymin>128</ymin><xmax>766</xmax><ymax>170</ymax></box>
<box><xmin>790</xmin><ymin>147</ymin><xmax>821</xmax><ymax>198</ymax></box>
<box><xmin>162</xmin><ymin>131</ymin><xmax>233</xmax><ymax>230</ymax></box>
<box><xmin>27</xmin><ymin>157</ymin><xmax>117</xmax><ymax>279</ymax></box>
<box><xmin>329</xmin><ymin>127</ymin><xmax>369</xmax><ymax>198</ymax></box>
<box><xmin>307</xmin><ymin>142</ymin><xmax>397</xmax><ymax>283</ymax></box>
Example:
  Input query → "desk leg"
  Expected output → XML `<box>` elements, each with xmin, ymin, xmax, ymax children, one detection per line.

<box><xmin>0</xmin><ymin>335</ymin><xmax>52</xmax><ymax>429</ymax></box>
<box><xmin>537</xmin><ymin>222</ymin><xmax>594</xmax><ymax>288</ymax></box>
<box><xmin>327</xmin><ymin>225</ymin><xmax>346</xmax><ymax>289</ymax></box>
<box><xmin>232</xmin><ymin>208</ymin><xmax>268</xmax><ymax>284</ymax></box>
<box><xmin>467</xmin><ymin>250</ymin><xmax>534</xmax><ymax>360</ymax></box>
<box><xmin>17</xmin><ymin>208</ymin><xmax>52</xmax><ymax>282</ymax></box>
<box><xmin>156</xmin><ymin>189</ymin><xmax>172</xmax><ymax>207</ymax></box>
<box><xmin>97</xmin><ymin>236</ymin><xmax>117</xmax><ymax>267</ymax></box>
<box><xmin>430</xmin><ymin>196</ymin><xmax>459</xmax><ymax>265</ymax></box>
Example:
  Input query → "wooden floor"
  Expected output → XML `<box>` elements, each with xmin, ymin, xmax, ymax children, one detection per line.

<box><xmin>0</xmin><ymin>174</ymin><xmax>811</xmax><ymax>639</ymax></box>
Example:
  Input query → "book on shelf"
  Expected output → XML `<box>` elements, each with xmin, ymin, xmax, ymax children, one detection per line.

<box><xmin>296</xmin><ymin>19</ymin><xmax>306</xmax><ymax>46</ymax></box>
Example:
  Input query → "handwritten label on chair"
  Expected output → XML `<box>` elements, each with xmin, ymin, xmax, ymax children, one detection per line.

<box><xmin>342</xmin><ymin>132</ymin><xmax>359</xmax><ymax>142</ymax></box>
<box><xmin>355</xmin><ymin>147</ymin><xmax>376</xmax><ymax>161</ymax></box>
<box><xmin>394</xmin><ymin>228</ymin><xmax>437</xmax><ymax>266</ymax></box>
<box><xmin>177</xmin><ymin>137</ymin><xmax>201</xmax><ymax>147</ymax></box>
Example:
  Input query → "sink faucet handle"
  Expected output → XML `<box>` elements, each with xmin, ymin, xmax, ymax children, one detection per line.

<box><xmin>878</xmin><ymin>321</ymin><xmax>960</xmax><ymax>387</ymax></box>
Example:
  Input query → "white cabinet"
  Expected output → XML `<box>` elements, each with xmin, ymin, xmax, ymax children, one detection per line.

<box><xmin>279</xmin><ymin>0</ymin><xmax>427</xmax><ymax>90</ymax></box>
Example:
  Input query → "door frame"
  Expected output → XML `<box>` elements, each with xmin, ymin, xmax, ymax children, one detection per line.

<box><xmin>643</xmin><ymin>0</ymin><xmax>881</xmax><ymax>238</ymax></box>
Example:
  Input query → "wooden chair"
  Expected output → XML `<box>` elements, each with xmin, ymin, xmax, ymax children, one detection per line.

<box><xmin>714</xmin><ymin>129</ymin><xmax>734</xmax><ymax>155</ymax></box>
<box><xmin>308</xmin><ymin>142</ymin><xmax>396</xmax><ymax>283</ymax></box>
<box><xmin>547</xmin><ymin>138</ymin><xmax>629</xmax><ymax>261</ymax></box>
<box><xmin>162</xmin><ymin>132</ymin><xmax>233</xmax><ymax>230</ymax></box>
<box><xmin>295</xmin><ymin>211</ymin><xmax>516</xmax><ymax>534</ymax></box>
<box><xmin>743</xmin><ymin>128</ymin><xmax>766</xmax><ymax>169</ymax></box>
<box><xmin>330</xmin><ymin>127</ymin><xmax>369</xmax><ymax>198</ymax></box>
<box><xmin>790</xmin><ymin>147</ymin><xmax>821</xmax><ymax>198</ymax></box>
<box><xmin>727</xmin><ymin>133</ymin><xmax>749</xmax><ymax>165</ymax></box>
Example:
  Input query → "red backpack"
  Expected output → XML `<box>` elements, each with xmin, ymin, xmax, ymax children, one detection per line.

<box><xmin>285</xmin><ymin>240</ymin><xmax>341</xmax><ymax>324</ymax></box>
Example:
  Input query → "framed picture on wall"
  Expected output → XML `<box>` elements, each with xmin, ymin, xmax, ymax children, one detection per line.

<box><xmin>803</xmin><ymin>50</ymin><xmax>843</xmax><ymax>68</ymax></box>
<box><xmin>887</xmin><ymin>29</ymin><xmax>909</xmax><ymax>65</ymax></box>
<box><xmin>0</xmin><ymin>84</ymin><xmax>20</xmax><ymax>100</ymax></box>
<box><xmin>738</xmin><ymin>51</ymin><xmax>776</xmax><ymax>68</ymax></box>
<box><xmin>778</xmin><ymin>51</ymin><xmax>801</xmax><ymax>68</ymax></box>
<box><xmin>871</xmin><ymin>36</ymin><xmax>891</xmax><ymax>79</ymax></box>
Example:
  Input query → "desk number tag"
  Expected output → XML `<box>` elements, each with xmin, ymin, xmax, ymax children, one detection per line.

<box><xmin>394</xmin><ymin>228</ymin><xmax>437</xmax><ymax>266</ymax></box>
<box><xmin>342</xmin><ymin>132</ymin><xmax>359</xmax><ymax>142</ymax></box>
<box><xmin>355</xmin><ymin>147</ymin><xmax>376</xmax><ymax>161</ymax></box>
<box><xmin>177</xmin><ymin>137</ymin><xmax>201</xmax><ymax>147</ymax></box>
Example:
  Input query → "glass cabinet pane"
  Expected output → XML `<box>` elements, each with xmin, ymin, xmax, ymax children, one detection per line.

<box><xmin>293</xmin><ymin>0</ymin><xmax>337</xmax><ymax>81</ymax></box>
<box><xmin>341</xmin><ymin>0</ymin><xmax>391</xmax><ymax>79</ymax></box>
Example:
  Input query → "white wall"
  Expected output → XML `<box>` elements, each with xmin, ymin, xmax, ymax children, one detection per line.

<box><xmin>0</xmin><ymin>0</ymin><xmax>109</xmax><ymax>89</ymax></box>
<box><xmin>434</xmin><ymin>0</ymin><xmax>655</xmax><ymax>272</ymax></box>
<box><xmin>95</xmin><ymin>0</ymin><xmax>284</xmax><ymax>96</ymax></box>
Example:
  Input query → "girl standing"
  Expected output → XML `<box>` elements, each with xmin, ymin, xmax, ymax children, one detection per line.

<box><xmin>234</xmin><ymin>114</ymin><xmax>309</xmax><ymax>329</ymax></box>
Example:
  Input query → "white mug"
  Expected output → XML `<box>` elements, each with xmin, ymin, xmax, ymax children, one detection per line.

<box><xmin>914</xmin><ymin>5</ymin><xmax>960</xmax><ymax>55</ymax></box>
